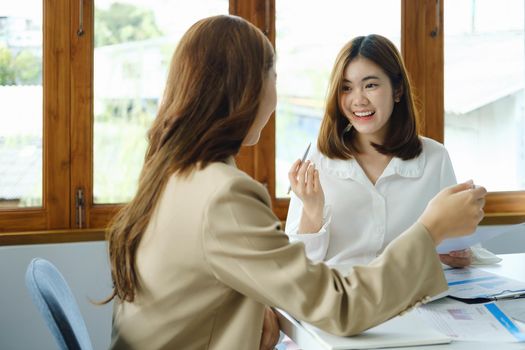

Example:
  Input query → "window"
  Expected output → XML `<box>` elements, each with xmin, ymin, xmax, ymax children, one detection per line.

<box><xmin>82</xmin><ymin>0</ymin><xmax>229</xmax><ymax>228</ymax></box>
<box><xmin>0</xmin><ymin>0</ymin><xmax>70</xmax><ymax>236</ymax></box>
<box><xmin>445</xmin><ymin>0</ymin><xmax>524</xmax><ymax>191</ymax></box>
<box><xmin>1</xmin><ymin>0</ymin><xmax>523</xmax><ymax>244</ymax></box>
<box><xmin>0</xmin><ymin>2</ymin><xmax>43</xmax><ymax>209</ymax></box>
<box><xmin>93</xmin><ymin>0</ymin><xmax>228</xmax><ymax>204</ymax></box>
<box><xmin>0</xmin><ymin>0</ymin><xmax>229</xmax><ymax>241</ymax></box>
<box><xmin>444</xmin><ymin>0</ymin><xmax>525</xmax><ymax>222</ymax></box>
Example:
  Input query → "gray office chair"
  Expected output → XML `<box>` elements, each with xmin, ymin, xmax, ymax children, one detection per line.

<box><xmin>25</xmin><ymin>258</ymin><xmax>94</xmax><ymax>350</ymax></box>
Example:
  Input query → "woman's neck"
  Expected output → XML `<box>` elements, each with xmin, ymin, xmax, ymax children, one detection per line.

<box><xmin>354</xmin><ymin>133</ymin><xmax>383</xmax><ymax>156</ymax></box>
<box><xmin>353</xmin><ymin>133</ymin><xmax>392</xmax><ymax>185</ymax></box>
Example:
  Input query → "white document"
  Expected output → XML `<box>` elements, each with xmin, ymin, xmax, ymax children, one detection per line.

<box><xmin>300</xmin><ymin>311</ymin><xmax>450</xmax><ymax>350</ymax></box>
<box><xmin>436</xmin><ymin>223</ymin><xmax>525</xmax><ymax>254</ymax></box>
<box><xmin>445</xmin><ymin>266</ymin><xmax>525</xmax><ymax>300</ymax></box>
<box><xmin>417</xmin><ymin>298</ymin><xmax>525</xmax><ymax>342</ymax></box>
<box><xmin>497</xmin><ymin>299</ymin><xmax>525</xmax><ymax>323</ymax></box>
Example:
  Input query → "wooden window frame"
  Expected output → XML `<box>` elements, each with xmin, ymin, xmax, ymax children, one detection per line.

<box><xmin>1</xmin><ymin>0</ymin><xmax>523</xmax><ymax>246</ymax></box>
<box><xmin>250</xmin><ymin>0</ymin><xmax>525</xmax><ymax>224</ymax></box>
<box><xmin>0</xmin><ymin>0</ymin><xmax>70</xmax><ymax>237</ymax></box>
<box><xmin>401</xmin><ymin>0</ymin><xmax>525</xmax><ymax>225</ymax></box>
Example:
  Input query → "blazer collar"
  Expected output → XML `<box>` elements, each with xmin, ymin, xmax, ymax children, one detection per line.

<box><xmin>225</xmin><ymin>156</ymin><xmax>237</xmax><ymax>167</ymax></box>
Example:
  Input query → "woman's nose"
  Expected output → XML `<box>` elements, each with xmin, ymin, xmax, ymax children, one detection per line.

<box><xmin>352</xmin><ymin>90</ymin><xmax>369</xmax><ymax>106</ymax></box>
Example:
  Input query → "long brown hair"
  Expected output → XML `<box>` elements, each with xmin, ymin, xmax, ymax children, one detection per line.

<box><xmin>318</xmin><ymin>34</ymin><xmax>422</xmax><ymax>160</ymax></box>
<box><xmin>105</xmin><ymin>15</ymin><xmax>274</xmax><ymax>303</ymax></box>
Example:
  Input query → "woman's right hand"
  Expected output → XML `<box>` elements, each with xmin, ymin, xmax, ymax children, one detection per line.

<box><xmin>288</xmin><ymin>159</ymin><xmax>325</xmax><ymax>233</ymax></box>
<box><xmin>418</xmin><ymin>180</ymin><xmax>487</xmax><ymax>245</ymax></box>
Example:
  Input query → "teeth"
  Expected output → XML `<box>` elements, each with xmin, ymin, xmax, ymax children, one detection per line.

<box><xmin>355</xmin><ymin>111</ymin><xmax>374</xmax><ymax>117</ymax></box>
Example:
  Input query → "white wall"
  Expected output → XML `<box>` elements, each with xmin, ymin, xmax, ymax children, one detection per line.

<box><xmin>0</xmin><ymin>241</ymin><xmax>113</xmax><ymax>350</ymax></box>
<box><xmin>0</xmin><ymin>229</ymin><xmax>523</xmax><ymax>350</ymax></box>
<box><xmin>483</xmin><ymin>225</ymin><xmax>525</xmax><ymax>254</ymax></box>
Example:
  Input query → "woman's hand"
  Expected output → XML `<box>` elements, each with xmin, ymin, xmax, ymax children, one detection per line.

<box><xmin>259</xmin><ymin>307</ymin><xmax>280</xmax><ymax>350</ymax></box>
<box><xmin>419</xmin><ymin>180</ymin><xmax>486</xmax><ymax>245</ymax></box>
<box><xmin>439</xmin><ymin>248</ymin><xmax>472</xmax><ymax>267</ymax></box>
<box><xmin>288</xmin><ymin>160</ymin><xmax>325</xmax><ymax>233</ymax></box>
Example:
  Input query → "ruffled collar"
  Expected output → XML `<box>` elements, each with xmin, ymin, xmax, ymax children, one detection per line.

<box><xmin>317</xmin><ymin>149</ymin><xmax>425</xmax><ymax>181</ymax></box>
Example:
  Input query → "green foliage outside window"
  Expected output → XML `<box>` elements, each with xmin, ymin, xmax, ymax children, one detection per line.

<box><xmin>95</xmin><ymin>3</ymin><xmax>163</xmax><ymax>47</ymax></box>
<box><xmin>0</xmin><ymin>44</ymin><xmax>41</xmax><ymax>85</ymax></box>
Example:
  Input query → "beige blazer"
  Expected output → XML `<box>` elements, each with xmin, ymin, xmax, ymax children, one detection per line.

<box><xmin>110</xmin><ymin>158</ymin><xmax>447</xmax><ymax>350</ymax></box>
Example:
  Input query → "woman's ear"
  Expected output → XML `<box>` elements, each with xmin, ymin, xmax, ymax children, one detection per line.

<box><xmin>394</xmin><ymin>85</ymin><xmax>403</xmax><ymax>103</ymax></box>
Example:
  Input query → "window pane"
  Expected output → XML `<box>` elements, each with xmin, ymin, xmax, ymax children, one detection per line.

<box><xmin>0</xmin><ymin>3</ymin><xmax>43</xmax><ymax>208</ymax></box>
<box><xmin>275</xmin><ymin>1</ymin><xmax>401</xmax><ymax>197</ymax></box>
<box><xmin>445</xmin><ymin>0</ymin><xmax>525</xmax><ymax>191</ymax></box>
<box><xmin>93</xmin><ymin>1</ymin><xmax>228</xmax><ymax>204</ymax></box>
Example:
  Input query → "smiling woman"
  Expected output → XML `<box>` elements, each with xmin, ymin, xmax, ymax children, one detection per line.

<box><xmin>285</xmin><ymin>34</ymin><xmax>490</xmax><ymax>272</ymax></box>
<box><xmin>274</xmin><ymin>0</ymin><xmax>401</xmax><ymax>198</ymax></box>
<box><xmin>339</xmin><ymin>57</ymin><xmax>400</xmax><ymax>151</ymax></box>
<box><xmin>319</xmin><ymin>34</ymin><xmax>420</xmax><ymax>162</ymax></box>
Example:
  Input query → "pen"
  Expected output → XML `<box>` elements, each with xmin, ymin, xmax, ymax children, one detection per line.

<box><xmin>287</xmin><ymin>142</ymin><xmax>312</xmax><ymax>195</ymax></box>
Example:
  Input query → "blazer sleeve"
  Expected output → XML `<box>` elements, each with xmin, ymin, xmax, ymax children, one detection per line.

<box><xmin>202</xmin><ymin>176</ymin><xmax>447</xmax><ymax>336</ymax></box>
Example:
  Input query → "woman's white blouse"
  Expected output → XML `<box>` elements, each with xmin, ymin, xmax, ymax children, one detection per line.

<box><xmin>285</xmin><ymin>137</ymin><xmax>456</xmax><ymax>274</ymax></box>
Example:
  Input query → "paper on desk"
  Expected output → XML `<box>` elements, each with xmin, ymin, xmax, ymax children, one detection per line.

<box><xmin>497</xmin><ymin>298</ymin><xmax>525</xmax><ymax>323</ymax></box>
<box><xmin>417</xmin><ymin>298</ymin><xmax>525</xmax><ymax>342</ymax></box>
<box><xmin>436</xmin><ymin>223</ymin><xmax>525</xmax><ymax>254</ymax></box>
<box><xmin>445</xmin><ymin>266</ymin><xmax>525</xmax><ymax>300</ymax></box>
<box><xmin>300</xmin><ymin>311</ymin><xmax>450</xmax><ymax>349</ymax></box>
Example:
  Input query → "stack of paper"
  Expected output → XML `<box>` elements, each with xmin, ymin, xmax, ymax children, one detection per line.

<box><xmin>279</xmin><ymin>310</ymin><xmax>450</xmax><ymax>350</ymax></box>
<box><xmin>497</xmin><ymin>299</ymin><xmax>525</xmax><ymax>323</ymax></box>
<box><xmin>417</xmin><ymin>298</ymin><xmax>525</xmax><ymax>342</ymax></box>
<box><xmin>444</xmin><ymin>266</ymin><xmax>525</xmax><ymax>302</ymax></box>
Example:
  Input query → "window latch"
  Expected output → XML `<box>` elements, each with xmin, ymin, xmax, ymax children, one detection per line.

<box><xmin>75</xmin><ymin>188</ymin><xmax>85</xmax><ymax>229</ymax></box>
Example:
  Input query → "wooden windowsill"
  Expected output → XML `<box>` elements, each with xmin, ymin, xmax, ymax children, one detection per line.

<box><xmin>1</xmin><ymin>212</ymin><xmax>523</xmax><ymax>247</ymax></box>
<box><xmin>481</xmin><ymin>213</ymin><xmax>525</xmax><ymax>225</ymax></box>
<box><xmin>0</xmin><ymin>229</ymin><xmax>106</xmax><ymax>246</ymax></box>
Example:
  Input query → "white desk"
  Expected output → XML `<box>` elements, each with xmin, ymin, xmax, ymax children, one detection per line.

<box><xmin>278</xmin><ymin>253</ymin><xmax>525</xmax><ymax>349</ymax></box>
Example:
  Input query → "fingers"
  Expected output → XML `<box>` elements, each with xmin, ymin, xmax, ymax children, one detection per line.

<box><xmin>445</xmin><ymin>180</ymin><xmax>474</xmax><ymax>194</ymax></box>
<box><xmin>313</xmin><ymin>168</ymin><xmax>322</xmax><ymax>192</ymax></box>
<box><xmin>476</xmin><ymin>207</ymin><xmax>484</xmax><ymax>224</ymax></box>
<box><xmin>439</xmin><ymin>253</ymin><xmax>472</xmax><ymax>268</ymax></box>
<box><xmin>448</xmin><ymin>249</ymin><xmax>472</xmax><ymax>258</ymax></box>
<box><xmin>287</xmin><ymin>159</ymin><xmax>302</xmax><ymax>189</ymax></box>
<box><xmin>451</xmin><ymin>183</ymin><xmax>486</xmax><ymax>226</ymax></box>
<box><xmin>478</xmin><ymin>196</ymin><xmax>486</xmax><ymax>208</ymax></box>
<box><xmin>295</xmin><ymin>160</ymin><xmax>309</xmax><ymax>193</ymax></box>
<box><xmin>259</xmin><ymin>308</ymin><xmax>280</xmax><ymax>350</ymax></box>
<box><xmin>440</xmin><ymin>182</ymin><xmax>486</xmax><ymax>202</ymax></box>
<box><xmin>440</xmin><ymin>249</ymin><xmax>473</xmax><ymax>267</ymax></box>
<box><xmin>471</xmin><ymin>185</ymin><xmax>487</xmax><ymax>199</ymax></box>
<box><xmin>467</xmin><ymin>185</ymin><xmax>486</xmax><ymax>224</ymax></box>
<box><xmin>306</xmin><ymin>161</ymin><xmax>315</xmax><ymax>193</ymax></box>
<box><xmin>288</xmin><ymin>160</ymin><xmax>317</xmax><ymax>195</ymax></box>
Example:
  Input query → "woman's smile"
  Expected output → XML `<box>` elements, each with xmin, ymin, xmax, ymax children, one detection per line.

<box><xmin>353</xmin><ymin>110</ymin><xmax>376</xmax><ymax>120</ymax></box>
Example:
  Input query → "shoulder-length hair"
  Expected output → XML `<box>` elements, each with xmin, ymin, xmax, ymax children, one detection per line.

<box><xmin>318</xmin><ymin>34</ymin><xmax>422</xmax><ymax>160</ymax></box>
<box><xmin>106</xmin><ymin>15</ymin><xmax>275</xmax><ymax>303</ymax></box>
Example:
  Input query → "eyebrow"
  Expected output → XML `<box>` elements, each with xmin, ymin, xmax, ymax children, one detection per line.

<box><xmin>343</xmin><ymin>75</ymin><xmax>381</xmax><ymax>83</ymax></box>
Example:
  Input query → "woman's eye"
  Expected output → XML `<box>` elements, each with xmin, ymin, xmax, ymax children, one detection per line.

<box><xmin>365</xmin><ymin>83</ymin><xmax>378</xmax><ymax>89</ymax></box>
<box><xmin>342</xmin><ymin>86</ymin><xmax>351</xmax><ymax>92</ymax></box>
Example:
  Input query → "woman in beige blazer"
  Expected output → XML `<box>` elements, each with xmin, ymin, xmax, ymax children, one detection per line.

<box><xmin>106</xmin><ymin>15</ymin><xmax>486</xmax><ymax>350</ymax></box>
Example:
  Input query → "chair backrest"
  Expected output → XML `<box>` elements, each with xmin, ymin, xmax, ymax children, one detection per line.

<box><xmin>25</xmin><ymin>258</ymin><xmax>94</xmax><ymax>350</ymax></box>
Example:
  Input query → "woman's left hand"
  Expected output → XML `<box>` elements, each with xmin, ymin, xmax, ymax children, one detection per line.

<box><xmin>259</xmin><ymin>307</ymin><xmax>280</xmax><ymax>350</ymax></box>
<box><xmin>439</xmin><ymin>248</ymin><xmax>472</xmax><ymax>267</ymax></box>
